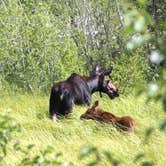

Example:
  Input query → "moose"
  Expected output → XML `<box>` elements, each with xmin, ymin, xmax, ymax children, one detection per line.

<box><xmin>80</xmin><ymin>100</ymin><xmax>135</xmax><ymax>132</ymax></box>
<box><xmin>49</xmin><ymin>65</ymin><xmax>119</xmax><ymax>120</ymax></box>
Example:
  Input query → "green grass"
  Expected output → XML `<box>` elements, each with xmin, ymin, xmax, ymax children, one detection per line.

<box><xmin>0</xmin><ymin>91</ymin><xmax>165</xmax><ymax>166</ymax></box>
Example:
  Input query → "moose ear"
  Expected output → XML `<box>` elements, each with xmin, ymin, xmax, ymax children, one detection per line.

<box><xmin>103</xmin><ymin>66</ymin><xmax>113</xmax><ymax>76</ymax></box>
<box><xmin>91</xmin><ymin>65</ymin><xmax>101</xmax><ymax>76</ymax></box>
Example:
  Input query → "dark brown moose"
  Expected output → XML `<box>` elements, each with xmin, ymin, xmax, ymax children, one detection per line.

<box><xmin>49</xmin><ymin>65</ymin><xmax>119</xmax><ymax>120</ymax></box>
<box><xmin>80</xmin><ymin>100</ymin><xmax>135</xmax><ymax>133</ymax></box>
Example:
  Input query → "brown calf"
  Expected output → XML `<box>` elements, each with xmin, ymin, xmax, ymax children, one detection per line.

<box><xmin>80</xmin><ymin>100</ymin><xmax>135</xmax><ymax>132</ymax></box>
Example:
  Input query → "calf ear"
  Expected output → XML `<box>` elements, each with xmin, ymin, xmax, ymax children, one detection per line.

<box><xmin>91</xmin><ymin>100</ymin><xmax>99</xmax><ymax>110</ymax></box>
<box><xmin>103</xmin><ymin>66</ymin><xmax>113</xmax><ymax>76</ymax></box>
<box><xmin>94</xmin><ymin>100</ymin><xmax>99</xmax><ymax>107</ymax></box>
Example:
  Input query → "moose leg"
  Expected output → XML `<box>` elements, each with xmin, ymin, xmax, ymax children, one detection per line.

<box><xmin>52</xmin><ymin>114</ymin><xmax>57</xmax><ymax>121</ymax></box>
<box><xmin>84</xmin><ymin>92</ymin><xmax>91</xmax><ymax>106</ymax></box>
<box><xmin>49</xmin><ymin>104</ymin><xmax>58</xmax><ymax>121</ymax></box>
<box><xmin>63</xmin><ymin>98</ymin><xmax>73</xmax><ymax>115</ymax></box>
<box><xmin>49</xmin><ymin>103</ymin><xmax>57</xmax><ymax>120</ymax></box>
<box><xmin>49</xmin><ymin>89</ymin><xmax>59</xmax><ymax>121</ymax></box>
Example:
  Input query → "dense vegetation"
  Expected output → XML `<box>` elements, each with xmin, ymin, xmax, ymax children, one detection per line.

<box><xmin>0</xmin><ymin>0</ymin><xmax>165</xmax><ymax>165</ymax></box>
<box><xmin>0</xmin><ymin>0</ymin><xmax>154</xmax><ymax>92</ymax></box>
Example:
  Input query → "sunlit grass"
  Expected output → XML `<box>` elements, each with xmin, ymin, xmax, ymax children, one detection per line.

<box><xmin>0</xmin><ymin>91</ymin><xmax>165</xmax><ymax>165</ymax></box>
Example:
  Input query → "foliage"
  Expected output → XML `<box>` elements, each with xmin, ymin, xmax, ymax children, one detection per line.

<box><xmin>79</xmin><ymin>145</ymin><xmax>121</xmax><ymax>166</ymax></box>
<box><xmin>0</xmin><ymin>114</ymin><xmax>73</xmax><ymax>166</ymax></box>
<box><xmin>0</xmin><ymin>115</ymin><xmax>20</xmax><ymax>163</ymax></box>
<box><xmin>19</xmin><ymin>145</ymin><xmax>65</xmax><ymax>166</ymax></box>
<box><xmin>124</xmin><ymin>0</ymin><xmax>166</xmax><ymax>127</ymax></box>
<box><xmin>0</xmin><ymin>0</ymin><xmax>85</xmax><ymax>92</ymax></box>
<box><xmin>64</xmin><ymin>0</ymin><xmax>150</xmax><ymax>90</ymax></box>
<box><xmin>0</xmin><ymin>0</ymin><xmax>151</xmax><ymax>93</ymax></box>
<box><xmin>111</xmin><ymin>52</ymin><xmax>149</xmax><ymax>94</ymax></box>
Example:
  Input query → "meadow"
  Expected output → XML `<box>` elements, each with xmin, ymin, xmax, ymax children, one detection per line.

<box><xmin>0</xmin><ymin>1</ymin><xmax>165</xmax><ymax>166</ymax></box>
<box><xmin>0</xmin><ymin>90</ymin><xmax>165</xmax><ymax>166</ymax></box>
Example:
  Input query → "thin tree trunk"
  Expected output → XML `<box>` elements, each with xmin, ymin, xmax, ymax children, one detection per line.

<box><xmin>152</xmin><ymin>0</ymin><xmax>157</xmax><ymax>23</ymax></box>
<box><xmin>115</xmin><ymin>0</ymin><xmax>124</xmax><ymax>28</ymax></box>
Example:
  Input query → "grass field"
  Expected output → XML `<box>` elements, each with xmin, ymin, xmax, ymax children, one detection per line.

<box><xmin>0</xmin><ymin>90</ymin><xmax>165</xmax><ymax>166</ymax></box>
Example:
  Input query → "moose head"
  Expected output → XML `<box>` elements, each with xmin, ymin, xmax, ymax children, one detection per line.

<box><xmin>91</xmin><ymin>65</ymin><xmax>119</xmax><ymax>99</ymax></box>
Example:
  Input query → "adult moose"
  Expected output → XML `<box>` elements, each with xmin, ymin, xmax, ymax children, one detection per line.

<box><xmin>49</xmin><ymin>65</ymin><xmax>119</xmax><ymax>120</ymax></box>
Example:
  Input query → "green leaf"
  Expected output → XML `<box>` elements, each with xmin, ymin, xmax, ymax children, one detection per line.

<box><xmin>27</xmin><ymin>144</ymin><xmax>35</xmax><ymax>150</ymax></box>
<box><xmin>79</xmin><ymin>145</ymin><xmax>97</xmax><ymax>159</ymax></box>
<box><xmin>160</xmin><ymin>120</ymin><xmax>166</xmax><ymax>130</ymax></box>
<box><xmin>143</xmin><ymin>127</ymin><xmax>154</xmax><ymax>144</ymax></box>
<box><xmin>141</xmin><ymin>161</ymin><xmax>154</xmax><ymax>166</ymax></box>
<box><xmin>137</xmin><ymin>0</ymin><xmax>147</xmax><ymax>7</ymax></box>
<box><xmin>43</xmin><ymin>145</ymin><xmax>54</xmax><ymax>156</ymax></box>
<box><xmin>134</xmin><ymin>153</ymin><xmax>145</xmax><ymax>162</ymax></box>
<box><xmin>13</xmin><ymin>142</ymin><xmax>21</xmax><ymax>151</ymax></box>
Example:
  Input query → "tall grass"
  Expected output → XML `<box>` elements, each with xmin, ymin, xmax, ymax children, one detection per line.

<box><xmin>0</xmin><ymin>91</ymin><xmax>165</xmax><ymax>165</ymax></box>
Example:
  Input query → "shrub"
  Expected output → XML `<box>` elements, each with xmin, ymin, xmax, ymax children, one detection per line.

<box><xmin>111</xmin><ymin>51</ymin><xmax>149</xmax><ymax>94</ymax></box>
<box><xmin>0</xmin><ymin>1</ymin><xmax>85</xmax><ymax>92</ymax></box>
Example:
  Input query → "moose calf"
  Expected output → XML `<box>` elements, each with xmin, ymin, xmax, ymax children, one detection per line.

<box><xmin>80</xmin><ymin>101</ymin><xmax>135</xmax><ymax>133</ymax></box>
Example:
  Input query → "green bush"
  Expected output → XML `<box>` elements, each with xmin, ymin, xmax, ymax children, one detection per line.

<box><xmin>111</xmin><ymin>51</ymin><xmax>149</xmax><ymax>94</ymax></box>
<box><xmin>0</xmin><ymin>115</ymin><xmax>20</xmax><ymax>163</ymax></box>
<box><xmin>0</xmin><ymin>0</ymin><xmax>85</xmax><ymax>92</ymax></box>
<box><xmin>0</xmin><ymin>0</ymin><xmax>152</xmax><ymax>94</ymax></box>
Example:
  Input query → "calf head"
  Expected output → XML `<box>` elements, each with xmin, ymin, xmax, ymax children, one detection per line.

<box><xmin>92</xmin><ymin>65</ymin><xmax>119</xmax><ymax>99</ymax></box>
<box><xmin>80</xmin><ymin>100</ymin><xmax>99</xmax><ymax>119</ymax></box>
